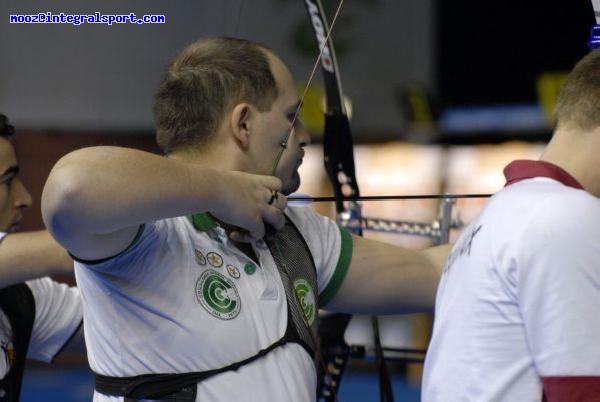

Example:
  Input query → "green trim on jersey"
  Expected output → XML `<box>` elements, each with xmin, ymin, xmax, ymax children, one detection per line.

<box><xmin>189</xmin><ymin>213</ymin><xmax>217</xmax><ymax>232</ymax></box>
<box><xmin>318</xmin><ymin>226</ymin><xmax>353</xmax><ymax>307</ymax></box>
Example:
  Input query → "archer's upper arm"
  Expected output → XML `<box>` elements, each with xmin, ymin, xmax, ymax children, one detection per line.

<box><xmin>324</xmin><ymin>234</ymin><xmax>443</xmax><ymax>314</ymax></box>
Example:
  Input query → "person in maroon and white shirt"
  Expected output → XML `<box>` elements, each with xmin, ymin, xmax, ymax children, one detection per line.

<box><xmin>422</xmin><ymin>50</ymin><xmax>600</xmax><ymax>401</ymax></box>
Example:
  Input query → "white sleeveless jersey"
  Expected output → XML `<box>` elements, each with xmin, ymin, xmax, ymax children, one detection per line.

<box><xmin>75</xmin><ymin>206</ymin><xmax>353</xmax><ymax>402</ymax></box>
<box><xmin>0</xmin><ymin>277</ymin><xmax>82</xmax><ymax>378</ymax></box>
<box><xmin>423</xmin><ymin>162</ymin><xmax>600</xmax><ymax>401</ymax></box>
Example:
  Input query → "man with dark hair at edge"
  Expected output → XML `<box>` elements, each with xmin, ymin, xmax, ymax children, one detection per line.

<box><xmin>422</xmin><ymin>50</ymin><xmax>600</xmax><ymax>401</ymax></box>
<box><xmin>42</xmin><ymin>37</ymin><xmax>449</xmax><ymax>402</ymax></box>
<box><xmin>0</xmin><ymin>113</ymin><xmax>82</xmax><ymax>401</ymax></box>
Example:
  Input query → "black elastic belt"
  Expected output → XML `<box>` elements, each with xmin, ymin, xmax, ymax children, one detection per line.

<box><xmin>94</xmin><ymin>337</ymin><xmax>288</xmax><ymax>399</ymax></box>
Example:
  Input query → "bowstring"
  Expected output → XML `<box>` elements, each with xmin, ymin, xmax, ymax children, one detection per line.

<box><xmin>271</xmin><ymin>0</ymin><xmax>346</xmax><ymax>176</ymax></box>
<box><xmin>266</xmin><ymin>3</ymin><xmax>346</xmax><ymax>401</ymax></box>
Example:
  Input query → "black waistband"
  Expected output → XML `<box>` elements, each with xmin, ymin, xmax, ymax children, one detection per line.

<box><xmin>94</xmin><ymin>336</ymin><xmax>288</xmax><ymax>399</ymax></box>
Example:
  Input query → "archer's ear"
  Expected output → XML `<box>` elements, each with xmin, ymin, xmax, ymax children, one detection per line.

<box><xmin>230</xmin><ymin>103</ymin><xmax>252</xmax><ymax>148</ymax></box>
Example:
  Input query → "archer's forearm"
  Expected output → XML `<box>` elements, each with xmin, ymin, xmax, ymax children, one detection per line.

<box><xmin>42</xmin><ymin>146</ymin><xmax>224</xmax><ymax>237</ymax></box>
<box><xmin>0</xmin><ymin>230</ymin><xmax>73</xmax><ymax>288</ymax></box>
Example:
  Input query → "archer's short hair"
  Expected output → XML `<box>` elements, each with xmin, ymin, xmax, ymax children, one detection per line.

<box><xmin>153</xmin><ymin>37</ymin><xmax>279</xmax><ymax>154</ymax></box>
<box><xmin>555</xmin><ymin>49</ymin><xmax>600</xmax><ymax>132</ymax></box>
<box><xmin>0</xmin><ymin>114</ymin><xmax>15</xmax><ymax>138</ymax></box>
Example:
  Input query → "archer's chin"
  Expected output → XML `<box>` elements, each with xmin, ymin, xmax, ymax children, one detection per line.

<box><xmin>282</xmin><ymin>173</ymin><xmax>301</xmax><ymax>196</ymax></box>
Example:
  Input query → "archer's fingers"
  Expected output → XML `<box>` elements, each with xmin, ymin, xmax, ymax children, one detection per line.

<box><xmin>261</xmin><ymin>176</ymin><xmax>283</xmax><ymax>193</ymax></box>
<box><xmin>272</xmin><ymin>192</ymin><xmax>288</xmax><ymax>210</ymax></box>
<box><xmin>262</xmin><ymin>205</ymin><xmax>285</xmax><ymax>230</ymax></box>
<box><xmin>230</xmin><ymin>228</ymin><xmax>263</xmax><ymax>243</ymax></box>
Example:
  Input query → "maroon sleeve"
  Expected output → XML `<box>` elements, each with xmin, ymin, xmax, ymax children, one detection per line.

<box><xmin>542</xmin><ymin>376</ymin><xmax>600</xmax><ymax>402</ymax></box>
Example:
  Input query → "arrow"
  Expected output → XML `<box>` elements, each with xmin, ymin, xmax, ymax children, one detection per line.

<box><xmin>289</xmin><ymin>193</ymin><xmax>492</xmax><ymax>203</ymax></box>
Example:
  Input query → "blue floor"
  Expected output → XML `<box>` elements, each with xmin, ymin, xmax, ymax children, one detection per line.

<box><xmin>337</xmin><ymin>369</ymin><xmax>421</xmax><ymax>402</ymax></box>
<box><xmin>21</xmin><ymin>364</ymin><xmax>421</xmax><ymax>401</ymax></box>
<box><xmin>21</xmin><ymin>367</ymin><xmax>94</xmax><ymax>401</ymax></box>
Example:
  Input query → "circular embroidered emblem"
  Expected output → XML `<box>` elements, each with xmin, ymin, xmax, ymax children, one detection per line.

<box><xmin>194</xmin><ymin>249</ymin><xmax>206</xmax><ymax>265</ymax></box>
<box><xmin>244</xmin><ymin>263</ymin><xmax>256</xmax><ymax>275</ymax></box>
<box><xmin>206</xmin><ymin>252</ymin><xmax>223</xmax><ymax>267</ymax></box>
<box><xmin>293</xmin><ymin>278</ymin><xmax>316</xmax><ymax>325</ymax></box>
<box><xmin>196</xmin><ymin>271</ymin><xmax>241</xmax><ymax>320</ymax></box>
<box><xmin>226</xmin><ymin>265</ymin><xmax>240</xmax><ymax>279</ymax></box>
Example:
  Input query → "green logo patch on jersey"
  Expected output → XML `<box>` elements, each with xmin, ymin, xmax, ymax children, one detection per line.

<box><xmin>293</xmin><ymin>278</ymin><xmax>316</xmax><ymax>325</ymax></box>
<box><xmin>196</xmin><ymin>270</ymin><xmax>241</xmax><ymax>320</ymax></box>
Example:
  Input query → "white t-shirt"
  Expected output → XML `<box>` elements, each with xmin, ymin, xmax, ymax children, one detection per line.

<box><xmin>423</xmin><ymin>160</ymin><xmax>600</xmax><ymax>401</ymax></box>
<box><xmin>0</xmin><ymin>277</ymin><xmax>82</xmax><ymax>378</ymax></box>
<box><xmin>75</xmin><ymin>206</ymin><xmax>353</xmax><ymax>402</ymax></box>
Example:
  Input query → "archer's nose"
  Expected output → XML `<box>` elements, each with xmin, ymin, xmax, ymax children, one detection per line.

<box><xmin>297</xmin><ymin>122</ymin><xmax>311</xmax><ymax>148</ymax></box>
<box><xmin>12</xmin><ymin>178</ymin><xmax>32</xmax><ymax>210</ymax></box>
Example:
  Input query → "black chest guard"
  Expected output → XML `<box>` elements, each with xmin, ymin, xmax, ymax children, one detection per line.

<box><xmin>0</xmin><ymin>284</ymin><xmax>36</xmax><ymax>402</ymax></box>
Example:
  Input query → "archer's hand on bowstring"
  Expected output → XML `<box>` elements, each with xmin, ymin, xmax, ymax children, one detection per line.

<box><xmin>210</xmin><ymin>170</ymin><xmax>287</xmax><ymax>243</ymax></box>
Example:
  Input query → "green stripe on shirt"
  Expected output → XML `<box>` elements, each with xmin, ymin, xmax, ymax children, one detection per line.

<box><xmin>319</xmin><ymin>225</ymin><xmax>353</xmax><ymax>307</ymax></box>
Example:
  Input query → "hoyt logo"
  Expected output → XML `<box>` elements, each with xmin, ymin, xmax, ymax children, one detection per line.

<box><xmin>305</xmin><ymin>0</ymin><xmax>334</xmax><ymax>73</ymax></box>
